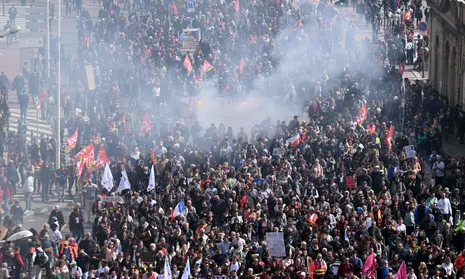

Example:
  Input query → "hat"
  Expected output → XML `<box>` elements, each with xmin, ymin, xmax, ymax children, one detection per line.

<box><xmin>71</xmin><ymin>261</ymin><xmax>77</xmax><ymax>265</ymax></box>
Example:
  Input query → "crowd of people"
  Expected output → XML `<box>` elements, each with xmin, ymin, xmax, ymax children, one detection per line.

<box><xmin>1</xmin><ymin>0</ymin><xmax>465</xmax><ymax>277</ymax></box>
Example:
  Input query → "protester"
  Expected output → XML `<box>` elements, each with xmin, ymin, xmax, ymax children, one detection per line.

<box><xmin>0</xmin><ymin>0</ymin><xmax>461</xmax><ymax>278</ymax></box>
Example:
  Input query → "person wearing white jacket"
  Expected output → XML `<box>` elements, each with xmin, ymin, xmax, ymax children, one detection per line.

<box><xmin>24</xmin><ymin>172</ymin><xmax>34</xmax><ymax>212</ymax></box>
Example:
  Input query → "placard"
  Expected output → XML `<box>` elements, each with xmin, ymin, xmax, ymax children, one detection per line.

<box><xmin>345</xmin><ymin>175</ymin><xmax>356</xmax><ymax>189</ymax></box>
<box><xmin>405</xmin><ymin>145</ymin><xmax>416</xmax><ymax>159</ymax></box>
<box><xmin>273</xmin><ymin>147</ymin><xmax>285</xmax><ymax>156</ymax></box>
<box><xmin>102</xmin><ymin>196</ymin><xmax>124</xmax><ymax>204</ymax></box>
<box><xmin>266</xmin><ymin>232</ymin><xmax>286</xmax><ymax>257</ymax></box>
<box><xmin>85</xmin><ymin>65</ymin><xmax>96</xmax><ymax>90</ymax></box>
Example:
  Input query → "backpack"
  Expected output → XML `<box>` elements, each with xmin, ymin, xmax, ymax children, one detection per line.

<box><xmin>35</xmin><ymin>250</ymin><xmax>47</xmax><ymax>267</ymax></box>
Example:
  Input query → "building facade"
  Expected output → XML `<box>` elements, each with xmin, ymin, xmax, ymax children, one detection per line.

<box><xmin>429</xmin><ymin>0</ymin><xmax>465</xmax><ymax>107</ymax></box>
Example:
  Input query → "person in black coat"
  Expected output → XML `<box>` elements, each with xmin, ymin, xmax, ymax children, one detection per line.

<box><xmin>48</xmin><ymin>206</ymin><xmax>65</xmax><ymax>230</ymax></box>
<box><xmin>69</xmin><ymin>206</ymin><xmax>85</xmax><ymax>242</ymax></box>
<box><xmin>10</xmin><ymin>200</ymin><xmax>23</xmax><ymax>224</ymax></box>
<box><xmin>18</xmin><ymin>91</ymin><xmax>29</xmax><ymax>125</ymax></box>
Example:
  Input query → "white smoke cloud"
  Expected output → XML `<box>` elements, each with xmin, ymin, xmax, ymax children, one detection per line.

<box><xmin>193</xmin><ymin>4</ymin><xmax>384</xmax><ymax>133</ymax></box>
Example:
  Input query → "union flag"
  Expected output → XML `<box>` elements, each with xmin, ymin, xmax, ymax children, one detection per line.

<box><xmin>141</xmin><ymin>113</ymin><xmax>152</xmax><ymax>134</ymax></box>
<box><xmin>202</xmin><ymin>60</ymin><xmax>214</xmax><ymax>72</ymax></box>
<box><xmin>67</xmin><ymin>128</ymin><xmax>78</xmax><ymax>152</ymax></box>
<box><xmin>355</xmin><ymin>104</ymin><xmax>367</xmax><ymax>126</ymax></box>
<box><xmin>95</xmin><ymin>145</ymin><xmax>110</xmax><ymax>169</ymax></box>
<box><xmin>183</xmin><ymin>55</ymin><xmax>193</xmax><ymax>76</ymax></box>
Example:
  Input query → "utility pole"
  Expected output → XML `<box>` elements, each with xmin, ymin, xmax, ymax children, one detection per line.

<box><xmin>46</xmin><ymin>0</ymin><xmax>51</xmax><ymax>77</ymax></box>
<box><xmin>2</xmin><ymin>0</ymin><xmax>5</xmax><ymax>16</ymax></box>
<box><xmin>56</xmin><ymin>0</ymin><xmax>61</xmax><ymax>167</ymax></box>
<box><xmin>422</xmin><ymin>37</ymin><xmax>425</xmax><ymax>78</ymax></box>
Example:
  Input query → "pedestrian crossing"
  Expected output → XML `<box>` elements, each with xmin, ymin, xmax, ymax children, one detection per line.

<box><xmin>0</xmin><ymin>5</ymin><xmax>29</xmax><ymax>32</ymax></box>
<box><xmin>0</xmin><ymin>0</ymin><xmax>101</xmax><ymax>35</ymax></box>
<box><xmin>7</xmin><ymin>90</ymin><xmax>54</xmax><ymax>142</ymax></box>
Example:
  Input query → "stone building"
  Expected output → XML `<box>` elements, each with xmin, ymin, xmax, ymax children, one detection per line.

<box><xmin>429</xmin><ymin>0</ymin><xmax>465</xmax><ymax>107</ymax></box>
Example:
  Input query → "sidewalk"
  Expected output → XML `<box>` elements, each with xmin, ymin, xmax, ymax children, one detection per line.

<box><xmin>333</xmin><ymin>4</ymin><xmax>428</xmax><ymax>81</ymax></box>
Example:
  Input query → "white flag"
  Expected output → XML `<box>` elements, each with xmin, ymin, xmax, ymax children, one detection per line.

<box><xmin>101</xmin><ymin>164</ymin><xmax>114</xmax><ymax>192</ymax></box>
<box><xmin>116</xmin><ymin>169</ymin><xmax>131</xmax><ymax>192</ymax></box>
<box><xmin>164</xmin><ymin>259</ymin><xmax>173</xmax><ymax>279</ymax></box>
<box><xmin>181</xmin><ymin>259</ymin><xmax>190</xmax><ymax>279</ymax></box>
<box><xmin>147</xmin><ymin>165</ymin><xmax>155</xmax><ymax>192</ymax></box>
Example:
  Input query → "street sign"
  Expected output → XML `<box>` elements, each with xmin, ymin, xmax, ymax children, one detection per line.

<box><xmin>187</xmin><ymin>0</ymin><xmax>196</xmax><ymax>9</ymax></box>
<box><xmin>418</xmin><ymin>21</ymin><xmax>428</xmax><ymax>32</ymax></box>
<box><xmin>180</xmin><ymin>33</ymin><xmax>187</xmax><ymax>42</ymax></box>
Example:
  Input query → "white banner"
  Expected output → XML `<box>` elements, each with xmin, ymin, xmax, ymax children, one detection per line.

<box><xmin>102</xmin><ymin>196</ymin><xmax>124</xmax><ymax>204</ymax></box>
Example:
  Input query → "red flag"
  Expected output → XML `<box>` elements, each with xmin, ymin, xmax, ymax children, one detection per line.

<box><xmin>308</xmin><ymin>258</ymin><xmax>315</xmax><ymax>279</ymax></box>
<box><xmin>355</xmin><ymin>104</ymin><xmax>367</xmax><ymax>126</ymax></box>
<box><xmin>203</xmin><ymin>60</ymin><xmax>214</xmax><ymax>72</ymax></box>
<box><xmin>239</xmin><ymin>57</ymin><xmax>245</xmax><ymax>74</ymax></box>
<box><xmin>74</xmin><ymin>144</ymin><xmax>94</xmax><ymax>177</ymax></box>
<box><xmin>74</xmin><ymin>143</ymin><xmax>93</xmax><ymax>161</ymax></box>
<box><xmin>183</xmin><ymin>55</ymin><xmax>193</xmax><ymax>76</ymax></box>
<box><xmin>286</xmin><ymin>134</ymin><xmax>301</xmax><ymax>147</ymax></box>
<box><xmin>67</xmin><ymin>128</ymin><xmax>79</xmax><ymax>151</ymax></box>
<box><xmin>95</xmin><ymin>145</ymin><xmax>110</xmax><ymax>169</ymax></box>
<box><xmin>367</xmin><ymin>124</ymin><xmax>376</xmax><ymax>134</ymax></box>
<box><xmin>395</xmin><ymin>261</ymin><xmax>407</xmax><ymax>279</ymax></box>
<box><xmin>84</xmin><ymin>144</ymin><xmax>96</xmax><ymax>169</ymax></box>
<box><xmin>150</xmin><ymin>148</ymin><xmax>156</xmax><ymax>164</ymax></box>
<box><xmin>141</xmin><ymin>113</ymin><xmax>152</xmax><ymax>134</ymax></box>
<box><xmin>361</xmin><ymin>253</ymin><xmax>376</xmax><ymax>278</ymax></box>
<box><xmin>234</xmin><ymin>0</ymin><xmax>239</xmax><ymax>14</ymax></box>
<box><xmin>386</xmin><ymin>124</ymin><xmax>393</xmax><ymax>151</ymax></box>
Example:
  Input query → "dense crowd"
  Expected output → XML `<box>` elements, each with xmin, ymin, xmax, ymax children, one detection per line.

<box><xmin>1</xmin><ymin>0</ymin><xmax>465</xmax><ymax>278</ymax></box>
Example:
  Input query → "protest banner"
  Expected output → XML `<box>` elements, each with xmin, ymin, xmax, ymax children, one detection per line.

<box><xmin>273</xmin><ymin>147</ymin><xmax>285</xmax><ymax>156</ymax></box>
<box><xmin>102</xmin><ymin>196</ymin><xmax>125</xmax><ymax>204</ymax></box>
<box><xmin>266</xmin><ymin>232</ymin><xmax>286</xmax><ymax>257</ymax></box>
<box><xmin>405</xmin><ymin>145</ymin><xmax>416</xmax><ymax>159</ymax></box>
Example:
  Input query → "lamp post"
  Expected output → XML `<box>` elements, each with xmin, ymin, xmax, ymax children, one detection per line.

<box><xmin>56</xmin><ymin>0</ymin><xmax>61</xmax><ymax>167</ymax></box>
<box><xmin>46</xmin><ymin>0</ymin><xmax>51</xmax><ymax>77</ymax></box>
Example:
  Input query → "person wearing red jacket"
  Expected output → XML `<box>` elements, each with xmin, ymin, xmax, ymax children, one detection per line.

<box><xmin>13</xmin><ymin>247</ymin><xmax>24</xmax><ymax>279</ymax></box>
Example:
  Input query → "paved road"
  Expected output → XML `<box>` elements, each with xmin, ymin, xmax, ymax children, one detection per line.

<box><xmin>0</xmin><ymin>0</ymin><xmax>102</xmax><ymax>141</ymax></box>
<box><xmin>23</xmin><ymin>208</ymin><xmax>95</xmax><ymax>237</ymax></box>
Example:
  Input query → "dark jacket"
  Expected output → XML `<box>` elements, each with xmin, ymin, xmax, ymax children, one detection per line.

<box><xmin>48</xmin><ymin>209</ymin><xmax>65</xmax><ymax>229</ymax></box>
